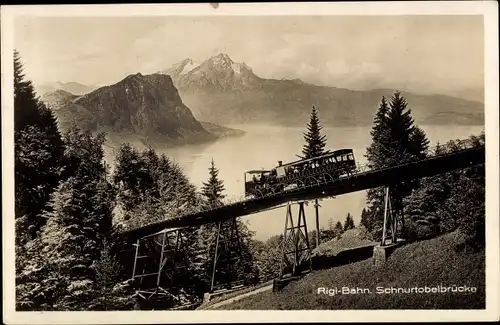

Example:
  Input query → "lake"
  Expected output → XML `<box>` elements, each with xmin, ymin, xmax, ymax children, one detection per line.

<box><xmin>106</xmin><ymin>124</ymin><xmax>484</xmax><ymax>241</ymax></box>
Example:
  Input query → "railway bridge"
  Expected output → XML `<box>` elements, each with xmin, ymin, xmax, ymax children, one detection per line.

<box><xmin>120</xmin><ymin>138</ymin><xmax>485</xmax><ymax>306</ymax></box>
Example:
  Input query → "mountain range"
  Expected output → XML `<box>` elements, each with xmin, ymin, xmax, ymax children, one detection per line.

<box><xmin>45</xmin><ymin>73</ymin><xmax>244</xmax><ymax>147</ymax></box>
<box><xmin>158</xmin><ymin>53</ymin><xmax>484</xmax><ymax>127</ymax></box>
<box><xmin>42</xmin><ymin>53</ymin><xmax>484</xmax><ymax>148</ymax></box>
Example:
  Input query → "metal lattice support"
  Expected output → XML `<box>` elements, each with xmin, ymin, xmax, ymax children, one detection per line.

<box><xmin>380</xmin><ymin>186</ymin><xmax>406</xmax><ymax>246</ymax></box>
<box><xmin>279</xmin><ymin>201</ymin><xmax>312</xmax><ymax>279</ymax></box>
<box><xmin>131</xmin><ymin>227</ymin><xmax>188</xmax><ymax>303</ymax></box>
<box><xmin>210</xmin><ymin>217</ymin><xmax>245</xmax><ymax>292</ymax></box>
<box><xmin>314</xmin><ymin>199</ymin><xmax>321</xmax><ymax>247</ymax></box>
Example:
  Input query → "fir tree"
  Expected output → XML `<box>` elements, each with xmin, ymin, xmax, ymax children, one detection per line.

<box><xmin>300</xmin><ymin>106</ymin><xmax>328</xmax><ymax>159</ymax></box>
<box><xmin>113</xmin><ymin>145</ymin><xmax>198</xmax><ymax>226</ymax></box>
<box><xmin>198</xmin><ymin>160</ymin><xmax>258</xmax><ymax>291</ymax></box>
<box><xmin>89</xmin><ymin>241</ymin><xmax>135</xmax><ymax>310</ymax></box>
<box><xmin>364</xmin><ymin>92</ymin><xmax>430</xmax><ymax>239</ymax></box>
<box><xmin>201</xmin><ymin>159</ymin><xmax>226</xmax><ymax>208</ymax></box>
<box><xmin>299</xmin><ymin>106</ymin><xmax>327</xmax><ymax>245</ymax></box>
<box><xmin>327</xmin><ymin>217</ymin><xmax>335</xmax><ymax>230</ymax></box>
<box><xmin>402</xmin><ymin>134</ymin><xmax>485</xmax><ymax>246</ymax></box>
<box><xmin>14</xmin><ymin>50</ymin><xmax>64</xmax><ymax>237</ymax></box>
<box><xmin>343</xmin><ymin>213</ymin><xmax>355</xmax><ymax>231</ymax></box>
<box><xmin>410</xmin><ymin>126</ymin><xmax>430</xmax><ymax>160</ymax></box>
<box><xmin>22</xmin><ymin>128</ymin><xmax>116</xmax><ymax>310</ymax></box>
<box><xmin>359</xmin><ymin>208</ymin><xmax>372</xmax><ymax>231</ymax></box>
<box><xmin>334</xmin><ymin>221</ymin><xmax>344</xmax><ymax>238</ymax></box>
<box><xmin>112</xmin><ymin>145</ymin><xmax>206</xmax><ymax>303</ymax></box>
<box><xmin>14</xmin><ymin>50</ymin><xmax>41</xmax><ymax>133</ymax></box>
<box><xmin>365</xmin><ymin>96</ymin><xmax>391</xmax><ymax>169</ymax></box>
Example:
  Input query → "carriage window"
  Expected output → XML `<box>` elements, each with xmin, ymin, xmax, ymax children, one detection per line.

<box><xmin>348</xmin><ymin>153</ymin><xmax>354</xmax><ymax>160</ymax></box>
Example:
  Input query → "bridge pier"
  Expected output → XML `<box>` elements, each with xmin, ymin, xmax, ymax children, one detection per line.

<box><xmin>210</xmin><ymin>216</ymin><xmax>246</xmax><ymax>293</ymax></box>
<box><xmin>373</xmin><ymin>186</ymin><xmax>406</xmax><ymax>267</ymax></box>
<box><xmin>131</xmin><ymin>228</ymin><xmax>188</xmax><ymax>305</ymax></box>
<box><xmin>279</xmin><ymin>201</ymin><xmax>312</xmax><ymax>279</ymax></box>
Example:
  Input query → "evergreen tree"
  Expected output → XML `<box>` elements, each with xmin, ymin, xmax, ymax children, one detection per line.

<box><xmin>327</xmin><ymin>217</ymin><xmax>335</xmax><ymax>230</ymax></box>
<box><xmin>198</xmin><ymin>159</ymin><xmax>257</xmax><ymax>291</ymax></box>
<box><xmin>112</xmin><ymin>143</ymin><xmax>145</xmax><ymax>212</ymax></box>
<box><xmin>359</xmin><ymin>208</ymin><xmax>372</xmax><ymax>231</ymax></box>
<box><xmin>201</xmin><ymin>159</ymin><xmax>226</xmax><ymax>208</ymax></box>
<box><xmin>402</xmin><ymin>134</ymin><xmax>485</xmax><ymax>246</ymax></box>
<box><xmin>88</xmin><ymin>241</ymin><xmax>135</xmax><ymax>310</ymax></box>
<box><xmin>299</xmin><ymin>106</ymin><xmax>327</xmax><ymax>245</ymax></box>
<box><xmin>14</xmin><ymin>50</ymin><xmax>65</xmax><ymax>238</ymax></box>
<box><xmin>343</xmin><ymin>213</ymin><xmax>355</xmax><ymax>231</ymax></box>
<box><xmin>365</xmin><ymin>96</ymin><xmax>391</xmax><ymax>169</ymax></box>
<box><xmin>112</xmin><ymin>145</ymin><xmax>208</xmax><ymax>303</ymax></box>
<box><xmin>334</xmin><ymin>221</ymin><xmax>344</xmax><ymax>238</ymax></box>
<box><xmin>410</xmin><ymin>126</ymin><xmax>430</xmax><ymax>160</ymax></box>
<box><xmin>300</xmin><ymin>106</ymin><xmax>327</xmax><ymax>159</ymax></box>
<box><xmin>113</xmin><ymin>145</ymin><xmax>198</xmax><ymax>226</ymax></box>
<box><xmin>364</xmin><ymin>91</ymin><xmax>430</xmax><ymax>239</ymax></box>
<box><xmin>14</xmin><ymin>50</ymin><xmax>42</xmax><ymax>133</ymax></box>
<box><xmin>17</xmin><ymin>128</ymin><xmax>118</xmax><ymax>310</ymax></box>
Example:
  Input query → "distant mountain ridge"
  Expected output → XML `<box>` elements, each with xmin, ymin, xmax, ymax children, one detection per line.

<box><xmin>37</xmin><ymin>81</ymin><xmax>98</xmax><ymax>96</ymax></box>
<box><xmin>159</xmin><ymin>53</ymin><xmax>484</xmax><ymax>127</ymax></box>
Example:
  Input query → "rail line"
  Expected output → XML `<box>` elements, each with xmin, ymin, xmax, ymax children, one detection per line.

<box><xmin>121</xmin><ymin>139</ymin><xmax>485</xmax><ymax>240</ymax></box>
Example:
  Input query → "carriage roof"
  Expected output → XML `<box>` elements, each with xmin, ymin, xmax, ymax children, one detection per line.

<box><xmin>245</xmin><ymin>169</ymin><xmax>272</xmax><ymax>174</ymax></box>
<box><xmin>277</xmin><ymin>149</ymin><xmax>354</xmax><ymax>168</ymax></box>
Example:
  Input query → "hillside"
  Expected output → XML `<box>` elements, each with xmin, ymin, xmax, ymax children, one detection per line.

<box><xmin>160</xmin><ymin>54</ymin><xmax>484</xmax><ymax>127</ymax></box>
<box><xmin>52</xmin><ymin>73</ymin><xmax>220</xmax><ymax>145</ymax></box>
<box><xmin>199</xmin><ymin>121</ymin><xmax>245</xmax><ymax>138</ymax></box>
<box><xmin>41</xmin><ymin>89</ymin><xmax>78</xmax><ymax>111</ymax></box>
<box><xmin>215</xmin><ymin>231</ymin><xmax>485</xmax><ymax>309</ymax></box>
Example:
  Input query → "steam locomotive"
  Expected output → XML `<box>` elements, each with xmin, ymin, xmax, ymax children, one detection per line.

<box><xmin>244</xmin><ymin>149</ymin><xmax>357</xmax><ymax>197</ymax></box>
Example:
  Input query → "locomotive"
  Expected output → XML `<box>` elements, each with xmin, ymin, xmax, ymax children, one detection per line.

<box><xmin>244</xmin><ymin>149</ymin><xmax>357</xmax><ymax>197</ymax></box>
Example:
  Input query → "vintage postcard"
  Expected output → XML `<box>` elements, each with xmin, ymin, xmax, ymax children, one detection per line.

<box><xmin>2</xmin><ymin>2</ymin><xmax>499</xmax><ymax>324</ymax></box>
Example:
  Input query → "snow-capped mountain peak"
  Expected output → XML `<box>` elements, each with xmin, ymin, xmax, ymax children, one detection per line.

<box><xmin>161</xmin><ymin>53</ymin><xmax>260</xmax><ymax>92</ymax></box>
<box><xmin>210</xmin><ymin>53</ymin><xmax>233</xmax><ymax>66</ymax></box>
<box><xmin>180</xmin><ymin>59</ymin><xmax>197</xmax><ymax>75</ymax></box>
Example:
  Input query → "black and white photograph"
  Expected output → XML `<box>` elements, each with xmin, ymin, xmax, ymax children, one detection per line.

<box><xmin>2</xmin><ymin>2</ymin><xmax>499</xmax><ymax>323</ymax></box>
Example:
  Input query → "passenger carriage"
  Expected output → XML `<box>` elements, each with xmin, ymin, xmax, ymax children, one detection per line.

<box><xmin>244</xmin><ymin>149</ymin><xmax>357</xmax><ymax>197</ymax></box>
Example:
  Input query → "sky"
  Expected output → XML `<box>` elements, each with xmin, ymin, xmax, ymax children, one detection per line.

<box><xmin>14</xmin><ymin>15</ymin><xmax>484</xmax><ymax>96</ymax></box>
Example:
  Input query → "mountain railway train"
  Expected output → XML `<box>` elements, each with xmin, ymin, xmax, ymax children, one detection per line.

<box><xmin>244</xmin><ymin>149</ymin><xmax>357</xmax><ymax>197</ymax></box>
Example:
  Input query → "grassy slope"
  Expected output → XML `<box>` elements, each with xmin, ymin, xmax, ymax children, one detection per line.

<box><xmin>217</xmin><ymin>231</ymin><xmax>485</xmax><ymax>310</ymax></box>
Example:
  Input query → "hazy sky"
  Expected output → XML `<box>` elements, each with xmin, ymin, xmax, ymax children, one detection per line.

<box><xmin>15</xmin><ymin>15</ymin><xmax>484</xmax><ymax>95</ymax></box>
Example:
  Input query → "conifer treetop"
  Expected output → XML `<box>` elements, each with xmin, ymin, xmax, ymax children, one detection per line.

<box><xmin>201</xmin><ymin>158</ymin><xmax>226</xmax><ymax>207</ymax></box>
<box><xmin>301</xmin><ymin>105</ymin><xmax>328</xmax><ymax>159</ymax></box>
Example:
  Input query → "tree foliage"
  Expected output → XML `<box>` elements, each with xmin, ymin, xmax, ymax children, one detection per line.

<box><xmin>200</xmin><ymin>159</ymin><xmax>226</xmax><ymax>208</ymax></box>
<box><xmin>16</xmin><ymin>128</ymin><xmax>128</xmax><ymax>310</ymax></box>
<box><xmin>197</xmin><ymin>159</ymin><xmax>257</xmax><ymax>291</ymax></box>
<box><xmin>300</xmin><ymin>106</ymin><xmax>327</xmax><ymax>159</ymax></box>
<box><xmin>403</xmin><ymin>134</ymin><xmax>485</xmax><ymax>247</ymax></box>
<box><xmin>14</xmin><ymin>50</ymin><xmax>65</xmax><ymax>237</ymax></box>
<box><xmin>364</xmin><ymin>92</ymin><xmax>430</xmax><ymax>239</ymax></box>
<box><xmin>113</xmin><ymin>145</ymin><xmax>198</xmax><ymax>228</ymax></box>
<box><xmin>343</xmin><ymin>213</ymin><xmax>355</xmax><ymax>231</ymax></box>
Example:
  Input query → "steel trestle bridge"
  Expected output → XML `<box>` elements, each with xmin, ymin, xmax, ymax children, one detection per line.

<box><xmin>123</xmin><ymin>138</ymin><xmax>485</xmax><ymax>304</ymax></box>
<box><xmin>122</xmin><ymin>139</ymin><xmax>485</xmax><ymax>240</ymax></box>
